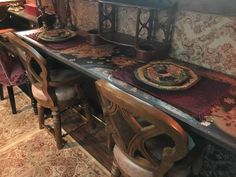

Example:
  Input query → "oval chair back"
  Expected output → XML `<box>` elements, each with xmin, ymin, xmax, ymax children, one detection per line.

<box><xmin>6</xmin><ymin>32</ymin><xmax>56</xmax><ymax>108</ymax></box>
<box><xmin>96</xmin><ymin>80</ymin><xmax>189</xmax><ymax>177</ymax></box>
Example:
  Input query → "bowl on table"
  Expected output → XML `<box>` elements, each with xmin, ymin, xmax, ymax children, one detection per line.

<box><xmin>135</xmin><ymin>43</ymin><xmax>167</xmax><ymax>63</ymax></box>
<box><xmin>87</xmin><ymin>29</ymin><xmax>104</xmax><ymax>46</ymax></box>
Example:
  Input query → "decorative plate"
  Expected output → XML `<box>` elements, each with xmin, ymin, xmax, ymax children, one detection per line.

<box><xmin>134</xmin><ymin>61</ymin><xmax>200</xmax><ymax>90</ymax></box>
<box><xmin>38</xmin><ymin>29</ymin><xmax>77</xmax><ymax>42</ymax></box>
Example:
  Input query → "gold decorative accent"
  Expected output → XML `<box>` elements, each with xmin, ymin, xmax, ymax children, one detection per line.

<box><xmin>134</xmin><ymin>61</ymin><xmax>200</xmax><ymax>90</ymax></box>
<box><xmin>38</xmin><ymin>29</ymin><xmax>77</xmax><ymax>42</ymax></box>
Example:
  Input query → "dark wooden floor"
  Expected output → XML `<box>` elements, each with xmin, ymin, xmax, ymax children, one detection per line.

<box><xmin>61</xmin><ymin>110</ymin><xmax>114</xmax><ymax>171</ymax></box>
<box><xmin>19</xmin><ymin>83</ymin><xmax>113</xmax><ymax>171</ymax></box>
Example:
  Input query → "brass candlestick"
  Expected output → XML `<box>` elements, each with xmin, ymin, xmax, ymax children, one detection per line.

<box><xmin>51</xmin><ymin>0</ymin><xmax>63</xmax><ymax>29</ymax></box>
<box><xmin>36</xmin><ymin>0</ymin><xmax>48</xmax><ymax>30</ymax></box>
<box><xmin>64</xmin><ymin>0</ymin><xmax>76</xmax><ymax>31</ymax></box>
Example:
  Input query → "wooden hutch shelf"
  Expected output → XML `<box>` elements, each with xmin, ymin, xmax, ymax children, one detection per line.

<box><xmin>99</xmin><ymin>32</ymin><xmax>134</xmax><ymax>47</ymax></box>
<box><xmin>98</xmin><ymin>0</ymin><xmax>177</xmax><ymax>61</ymax></box>
<box><xmin>99</xmin><ymin>0</ymin><xmax>174</xmax><ymax>9</ymax></box>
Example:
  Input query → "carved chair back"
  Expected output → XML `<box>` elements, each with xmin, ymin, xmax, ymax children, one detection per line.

<box><xmin>6</xmin><ymin>32</ymin><xmax>56</xmax><ymax>107</ymax></box>
<box><xmin>96</xmin><ymin>80</ymin><xmax>189</xmax><ymax>176</ymax></box>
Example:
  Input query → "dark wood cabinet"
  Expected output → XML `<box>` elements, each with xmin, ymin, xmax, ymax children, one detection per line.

<box><xmin>7</xmin><ymin>9</ymin><xmax>39</xmax><ymax>30</ymax></box>
<box><xmin>98</xmin><ymin>0</ymin><xmax>177</xmax><ymax>62</ymax></box>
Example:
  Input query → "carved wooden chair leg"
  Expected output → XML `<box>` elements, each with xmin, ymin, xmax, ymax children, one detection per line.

<box><xmin>111</xmin><ymin>160</ymin><xmax>121</xmax><ymax>177</ymax></box>
<box><xmin>78</xmin><ymin>85</ymin><xmax>95</xmax><ymax>129</ymax></box>
<box><xmin>38</xmin><ymin>106</ymin><xmax>45</xmax><ymax>129</ymax></box>
<box><xmin>81</xmin><ymin>102</ymin><xmax>91</xmax><ymax>119</ymax></box>
<box><xmin>52</xmin><ymin>109</ymin><xmax>63</xmax><ymax>149</ymax></box>
<box><xmin>26</xmin><ymin>80</ymin><xmax>38</xmax><ymax>115</ymax></box>
<box><xmin>7</xmin><ymin>86</ymin><xmax>16</xmax><ymax>114</ymax></box>
<box><xmin>107</xmin><ymin>127</ymin><xmax>115</xmax><ymax>153</ymax></box>
<box><xmin>0</xmin><ymin>84</ymin><xmax>3</xmax><ymax>100</ymax></box>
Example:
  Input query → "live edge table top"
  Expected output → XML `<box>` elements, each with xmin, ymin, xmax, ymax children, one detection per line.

<box><xmin>15</xmin><ymin>29</ymin><xmax>236</xmax><ymax>154</ymax></box>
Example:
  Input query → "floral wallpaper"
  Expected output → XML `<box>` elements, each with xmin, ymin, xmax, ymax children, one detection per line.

<box><xmin>117</xmin><ymin>7</ymin><xmax>137</xmax><ymax>37</ymax></box>
<box><xmin>170</xmin><ymin>11</ymin><xmax>236</xmax><ymax>77</ymax></box>
<box><xmin>70</xmin><ymin>0</ymin><xmax>98</xmax><ymax>30</ymax></box>
<box><xmin>40</xmin><ymin>0</ymin><xmax>236</xmax><ymax>76</ymax></box>
<box><xmin>41</xmin><ymin>0</ymin><xmax>98</xmax><ymax>30</ymax></box>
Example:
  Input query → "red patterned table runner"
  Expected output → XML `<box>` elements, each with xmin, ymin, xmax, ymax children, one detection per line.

<box><xmin>27</xmin><ymin>32</ymin><xmax>83</xmax><ymax>50</ymax></box>
<box><xmin>112</xmin><ymin>65</ymin><xmax>231</xmax><ymax>121</ymax></box>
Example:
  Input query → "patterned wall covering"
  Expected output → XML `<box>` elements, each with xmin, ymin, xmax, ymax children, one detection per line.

<box><xmin>177</xmin><ymin>0</ymin><xmax>236</xmax><ymax>15</ymax></box>
<box><xmin>117</xmin><ymin>7</ymin><xmax>137</xmax><ymax>37</ymax></box>
<box><xmin>170</xmin><ymin>11</ymin><xmax>236</xmax><ymax>77</ymax></box>
<box><xmin>41</xmin><ymin>0</ymin><xmax>98</xmax><ymax>30</ymax></box>
<box><xmin>41</xmin><ymin>0</ymin><xmax>236</xmax><ymax>76</ymax></box>
<box><xmin>69</xmin><ymin>0</ymin><xmax>98</xmax><ymax>30</ymax></box>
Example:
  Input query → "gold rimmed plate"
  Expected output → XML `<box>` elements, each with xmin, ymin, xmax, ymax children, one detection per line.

<box><xmin>134</xmin><ymin>61</ymin><xmax>200</xmax><ymax>91</ymax></box>
<box><xmin>38</xmin><ymin>29</ymin><xmax>77</xmax><ymax>42</ymax></box>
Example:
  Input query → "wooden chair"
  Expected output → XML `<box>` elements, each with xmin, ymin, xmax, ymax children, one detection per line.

<box><xmin>0</xmin><ymin>25</ymin><xmax>37</xmax><ymax>114</ymax></box>
<box><xmin>6</xmin><ymin>32</ymin><xmax>92</xmax><ymax>149</ymax></box>
<box><xmin>0</xmin><ymin>45</ymin><xmax>37</xmax><ymax>114</ymax></box>
<box><xmin>96</xmin><ymin>80</ymin><xmax>206</xmax><ymax>177</ymax></box>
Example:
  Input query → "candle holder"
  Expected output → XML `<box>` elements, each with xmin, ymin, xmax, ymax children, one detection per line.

<box><xmin>64</xmin><ymin>0</ymin><xmax>76</xmax><ymax>31</ymax></box>
<box><xmin>36</xmin><ymin>0</ymin><xmax>49</xmax><ymax>31</ymax></box>
<box><xmin>51</xmin><ymin>0</ymin><xmax>63</xmax><ymax>29</ymax></box>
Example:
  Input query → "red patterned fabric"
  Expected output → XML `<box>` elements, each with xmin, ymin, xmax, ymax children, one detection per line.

<box><xmin>112</xmin><ymin>65</ymin><xmax>231</xmax><ymax>121</ymax></box>
<box><xmin>27</xmin><ymin>32</ymin><xmax>83</xmax><ymax>50</ymax></box>
<box><xmin>0</xmin><ymin>48</ymin><xmax>26</xmax><ymax>86</ymax></box>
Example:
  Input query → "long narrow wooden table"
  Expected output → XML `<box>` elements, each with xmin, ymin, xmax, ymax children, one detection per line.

<box><xmin>14</xmin><ymin>29</ymin><xmax>236</xmax><ymax>154</ymax></box>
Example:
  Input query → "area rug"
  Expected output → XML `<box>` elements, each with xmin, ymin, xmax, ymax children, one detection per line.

<box><xmin>0</xmin><ymin>87</ymin><xmax>38</xmax><ymax>151</ymax></box>
<box><xmin>1</xmin><ymin>86</ymin><xmax>235</xmax><ymax>177</ymax></box>
<box><xmin>0</xmin><ymin>86</ymin><xmax>110</xmax><ymax>177</ymax></box>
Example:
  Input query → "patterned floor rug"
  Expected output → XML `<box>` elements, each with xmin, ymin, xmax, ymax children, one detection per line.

<box><xmin>1</xmin><ymin>86</ymin><xmax>235</xmax><ymax>177</ymax></box>
<box><xmin>0</xmin><ymin>86</ymin><xmax>109</xmax><ymax>177</ymax></box>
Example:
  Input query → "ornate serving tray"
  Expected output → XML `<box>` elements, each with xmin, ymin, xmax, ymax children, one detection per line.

<box><xmin>38</xmin><ymin>29</ymin><xmax>77</xmax><ymax>42</ymax></box>
<box><xmin>134</xmin><ymin>61</ymin><xmax>200</xmax><ymax>90</ymax></box>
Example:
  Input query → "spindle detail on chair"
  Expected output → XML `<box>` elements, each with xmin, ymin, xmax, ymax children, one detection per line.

<box><xmin>6</xmin><ymin>32</ymin><xmax>92</xmax><ymax>149</ymax></box>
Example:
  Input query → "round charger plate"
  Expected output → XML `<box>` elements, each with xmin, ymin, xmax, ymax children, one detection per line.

<box><xmin>38</xmin><ymin>29</ymin><xmax>77</xmax><ymax>42</ymax></box>
<box><xmin>134</xmin><ymin>61</ymin><xmax>200</xmax><ymax>91</ymax></box>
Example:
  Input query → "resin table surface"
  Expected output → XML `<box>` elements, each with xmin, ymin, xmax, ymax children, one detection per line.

<box><xmin>15</xmin><ymin>29</ymin><xmax>236</xmax><ymax>154</ymax></box>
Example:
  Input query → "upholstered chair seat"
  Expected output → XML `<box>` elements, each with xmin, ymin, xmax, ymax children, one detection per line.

<box><xmin>113</xmin><ymin>145</ymin><xmax>153</xmax><ymax>177</ymax></box>
<box><xmin>0</xmin><ymin>10</ymin><xmax>37</xmax><ymax>114</ymax></box>
<box><xmin>0</xmin><ymin>37</ymin><xmax>36</xmax><ymax>114</ymax></box>
<box><xmin>32</xmin><ymin>69</ymin><xmax>79</xmax><ymax>102</ymax></box>
<box><xmin>0</xmin><ymin>49</ymin><xmax>27</xmax><ymax>86</ymax></box>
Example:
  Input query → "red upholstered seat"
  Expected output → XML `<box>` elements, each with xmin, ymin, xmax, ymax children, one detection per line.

<box><xmin>0</xmin><ymin>38</ymin><xmax>36</xmax><ymax>114</ymax></box>
<box><xmin>0</xmin><ymin>48</ymin><xmax>26</xmax><ymax>86</ymax></box>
